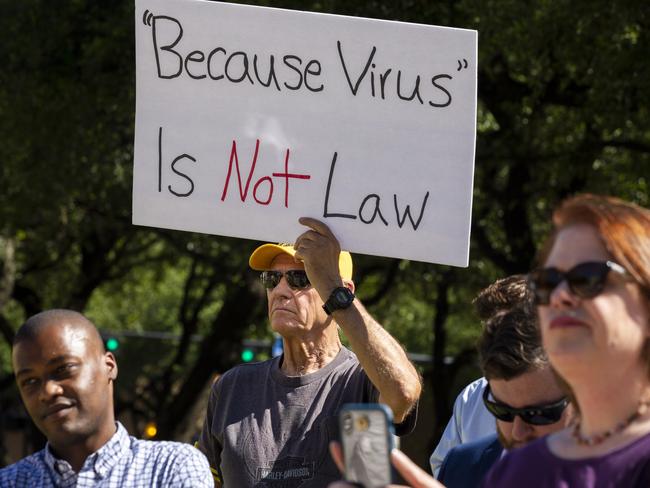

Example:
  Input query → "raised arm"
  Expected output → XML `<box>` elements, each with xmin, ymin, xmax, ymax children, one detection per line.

<box><xmin>294</xmin><ymin>217</ymin><xmax>421</xmax><ymax>423</ymax></box>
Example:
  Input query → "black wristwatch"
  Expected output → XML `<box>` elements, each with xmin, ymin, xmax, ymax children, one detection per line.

<box><xmin>323</xmin><ymin>287</ymin><xmax>355</xmax><ymax>315</ymax></box>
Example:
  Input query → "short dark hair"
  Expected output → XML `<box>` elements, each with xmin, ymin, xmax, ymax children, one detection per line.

<box><xmin>13</xmin><ymin>309</ymin><xmax>105</xmax><ymax>352</ymax></box>
<box><xmin>474</xmin><ymin>275</ymin><xmax>547</xmax><ymax>380</ymax></box>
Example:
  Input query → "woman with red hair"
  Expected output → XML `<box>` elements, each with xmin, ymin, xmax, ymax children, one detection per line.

<box><xmin>330</xmin><ymin>194</ymin><xmax>650</xmax><ymax>488</ymax></box>
<box><xmin>483</xmin><ymin>194</ymin><xmax>650</xmax><ymax>486</ymax></box>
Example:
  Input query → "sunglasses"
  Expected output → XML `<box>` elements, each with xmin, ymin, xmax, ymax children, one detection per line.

<box><xmin>528</xmin><ymin>261</ymin><xmax>628</xmax><ymax>306</ymax></box>
<box><xmin>260</xmin><ymin>270</ymin><xmax>311</xmax><ymax>290</ymax></box>
<box><xmin>482</xmin><ymin>384</ymin><xmax>568</xmax><ymax>426</ymax></box>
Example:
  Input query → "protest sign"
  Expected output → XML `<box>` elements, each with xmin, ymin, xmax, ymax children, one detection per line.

<box><xmin>133</xmin><ymin>0</ymin><xmax>477</xmax><ymax>266</ymax></box>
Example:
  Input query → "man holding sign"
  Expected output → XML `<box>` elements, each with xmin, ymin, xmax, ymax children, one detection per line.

<box><xmin>198</xmin><ymin>218</ymin><xmax>421</xmax><ymax>487</ymax></box>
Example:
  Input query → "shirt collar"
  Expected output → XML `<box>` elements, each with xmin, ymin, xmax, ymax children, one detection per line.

<box><xmin>43</xmin><ymin>422</ymin><xmax>129</xmax><ymax>480</ymax></box>
<box><xmin>91</xmin><ymin>422</ymin><xmax>130</xmax><ymax>477</ymax></box>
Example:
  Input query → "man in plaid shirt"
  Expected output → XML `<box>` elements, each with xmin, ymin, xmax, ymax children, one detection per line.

<box><xmin>0</xmin><ymin>309</ymin><xmax>213</xmax><ymax>487</ymax></box>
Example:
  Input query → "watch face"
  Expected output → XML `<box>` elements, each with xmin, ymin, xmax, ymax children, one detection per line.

<box><xmin>335</xmin><ymin>290</ymin><xmax>349</xmax><ymax>301</ymax></box>
<box><xmin>324</xmin><ymin>287</ymin><xmax>354</xmax><ymax>314</ymax></box>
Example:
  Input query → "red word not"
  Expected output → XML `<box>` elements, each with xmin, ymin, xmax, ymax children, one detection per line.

<box><xmin>220</xmin><ymin>139</ymin><xmax>311</xmax><ymax>207</ymax></box>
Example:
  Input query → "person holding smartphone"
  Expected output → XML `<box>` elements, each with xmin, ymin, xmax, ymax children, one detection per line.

<box><xmin>332</xmin><ymin>194</ymin><xmax>650</xmax><ymax>487</ymax></box>
<box><xmin>333</xmin><ymin>275</ymin><xmax>572</xmax><ymax>488</ymax></box>
<box><xmin>330</xmin><ymin>441</ymin><xmax>444</xmax><ymax>488</ymax></box>
<box><xmin>198</xmin><ymin>217</ymin><xmax>421</xmax><ymax>487</ymax></box>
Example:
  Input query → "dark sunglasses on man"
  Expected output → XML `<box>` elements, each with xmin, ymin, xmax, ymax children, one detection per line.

<box><xmin>260</xmin><ymin>270</ymin><xmax>311</xmax><ymax>290</ymax></box>
<box><xmin>482</xmin><ymin>384</ymin><xmax>568</xmax><ymax>426</ymax></box>
<box><xmin>528</xmin><ymin>260</ymin><xmax>628</xmax><ymax>306</ymax></box>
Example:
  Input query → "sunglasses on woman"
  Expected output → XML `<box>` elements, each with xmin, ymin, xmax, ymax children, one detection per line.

<box><xmin>528</xmin><ymin>260</ymin><xmax>628</xmax><ymax>306</ymax></box>
<box><xmin>482</xmin><ymin>384</ymin><xmax>568</xmax><ymax>425</ymax></box>
<box><xmin>260</xmin><ymin>270</ymin><xmax>311</xmax><ymax>290</ymax></box>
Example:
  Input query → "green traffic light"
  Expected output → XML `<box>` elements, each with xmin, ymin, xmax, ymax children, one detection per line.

<box><xmin>241</xmin><ymin>348</ymin><xmax>255</xmax><ymax>362</ymax></box>
<box><xmin>106</xmin><ymin>337</ymin><xmax>120</xmax><ymax>351</ymax></box>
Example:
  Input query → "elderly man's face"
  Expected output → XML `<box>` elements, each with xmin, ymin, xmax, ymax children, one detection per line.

<box><xmin>266</xmin><ymin>254</ymin><xmax>331</xmax><ymax>337</ymax></box>
<box><xmin>12</xmin><ymin>321</ymin><xmax>117</xmax><ymax>448</ymax></box>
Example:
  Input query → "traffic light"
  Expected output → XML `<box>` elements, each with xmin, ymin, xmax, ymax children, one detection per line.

<box><xmin>105</xmin><ymin>337</ymin><xmax>120</xmax><ymax>352</ymax></box>
<box><xmin>241</xmin><ymin>348</ymin><xmax>255</xmax><ymax>362</ymax></box>
<box><xmin>241</xmin><ymin>339</ymin><xmax>274</xmax><ymax>363</ymax></box>
<box><xmin>144</xmin><ymin>421</ymin><xmax>158</xmax><ymax>438</ymax></box>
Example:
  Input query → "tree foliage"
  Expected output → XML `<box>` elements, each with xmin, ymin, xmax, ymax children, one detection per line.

<box><xmin>0</xmin><ymin>0</ymin><xmax>648</xmax><ymax>467</ymax></box>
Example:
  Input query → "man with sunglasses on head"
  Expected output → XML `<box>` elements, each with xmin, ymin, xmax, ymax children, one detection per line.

<box><xmin>435</xmin><ymin>275</ymin><xmax>572</xmax><ymax>488</ymax></box>
<box><xmin>198</xmin><ymin>217</ymin><xmax>421</xmax><ymax>487</ymax></box>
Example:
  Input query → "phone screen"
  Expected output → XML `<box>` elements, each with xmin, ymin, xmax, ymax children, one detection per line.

<box><xmin>339</xmin><ymin>404</ymin><xmax>395</xmax><ymax>488</ymax></box>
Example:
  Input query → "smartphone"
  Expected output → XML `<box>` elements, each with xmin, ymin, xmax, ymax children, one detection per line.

<box><xmin>339</xmin><ymin>403</ymin><xmax>396</xmax><ymax>488</ymax></box>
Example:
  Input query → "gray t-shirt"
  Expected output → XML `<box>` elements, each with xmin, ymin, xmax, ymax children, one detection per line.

<box><xmin>199</xmin><ymin>347</ymin><xmax>414</xmax><ymax>487</ymax></box>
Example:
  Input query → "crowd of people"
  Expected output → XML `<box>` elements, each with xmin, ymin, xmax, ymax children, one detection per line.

<box><xmin>0</xmin><ymin>193</ymin><xmax>649</xmax><ymax>487</ymax></box>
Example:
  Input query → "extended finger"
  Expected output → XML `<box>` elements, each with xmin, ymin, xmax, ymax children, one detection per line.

<box><xmin>391</xmin><ymin>450</ymin><xmax>443</xmax><ymax>488</ymax></box>
<box><xmin>294</xmin><ymin>231</ymin><xmax>327</xmax><ymax>258</ymax></box>
<box><xmin>329</xmin><ymin>441</ymin><xmax>345</xmax><ymax>473</ymax></box>
<box><xmin>295</xmin><ymin>230</ymin><xmax>321</xmax><ymax>246</ymax></box>
<box><xmin>298</xmin><ymin>217</ymin><xmax>336</xmax><ymax>239</ymax></box>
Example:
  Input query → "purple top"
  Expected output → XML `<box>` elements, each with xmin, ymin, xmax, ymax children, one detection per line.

<box><xmin>482</xmin><ymin>432</ymin><xmax>650</xmax><ymax>487</ymax></box>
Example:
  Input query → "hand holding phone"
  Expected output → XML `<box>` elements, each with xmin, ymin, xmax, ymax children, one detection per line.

<box><xmin>328</xmin><ymin>442</ymin><xmax>444</xmax><ymax>488</ymax></box>
<box><xmin>339</xmin><ymin>403</ymin><xmax>396</xmax><ymax>488</ymax></box>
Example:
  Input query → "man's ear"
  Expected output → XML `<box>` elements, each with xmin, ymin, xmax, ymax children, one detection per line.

<box><xmin>104</xmin><ymin>352</ymin><xmax>118</xmax><ymax>381</ymax></box>
<box><xmin>344</xmin><ymin>279</ymin><xmax>355</xmax><ymax>294</ymax></box>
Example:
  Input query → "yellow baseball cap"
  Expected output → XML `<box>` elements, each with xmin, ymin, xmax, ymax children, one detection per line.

<box><xmin>249</xmin><ymin>243</ymin><xmax>353</xmax><ymax>280</ymax></box>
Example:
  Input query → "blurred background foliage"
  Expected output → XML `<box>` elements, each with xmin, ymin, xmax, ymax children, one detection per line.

<box><xmin>0</xmin><ymin>0</ymin><xmax>648</xmax><ymax>469</ymax></box>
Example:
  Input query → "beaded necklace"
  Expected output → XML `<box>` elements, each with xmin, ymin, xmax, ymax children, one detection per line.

<box><xmin>572</xmin><ymin>399</ymin><xmax>650</xmax><ymax>446</ymax></box>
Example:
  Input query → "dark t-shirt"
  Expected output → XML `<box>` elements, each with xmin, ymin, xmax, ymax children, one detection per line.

<box><xmin>198</xmin><ymin>347</ymin><xmax>416</xmax><ymax>487</ymax></box>
<box><xmin>482</xmin><ymin>432</ymin><xmax>650</xmax><ymax>487</ymax></box>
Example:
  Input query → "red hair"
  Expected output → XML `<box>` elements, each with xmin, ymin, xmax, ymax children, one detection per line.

<box><xmin>539</xmin><ymin>194</ymin><xmax>650</xmax><ymax>301</ymax></box>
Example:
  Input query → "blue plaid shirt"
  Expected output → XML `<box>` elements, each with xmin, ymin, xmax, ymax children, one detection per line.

<box><xmin>0</xmin><ymin>422</ymin><xmax>213</xmax><ymax>487</ymax></box>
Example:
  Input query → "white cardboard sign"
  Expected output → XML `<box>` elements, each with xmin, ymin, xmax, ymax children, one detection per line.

<box><xmin>133</xmin><ymin>0</ymin><xmax>477</xmax><ymax>266</ymax></box>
